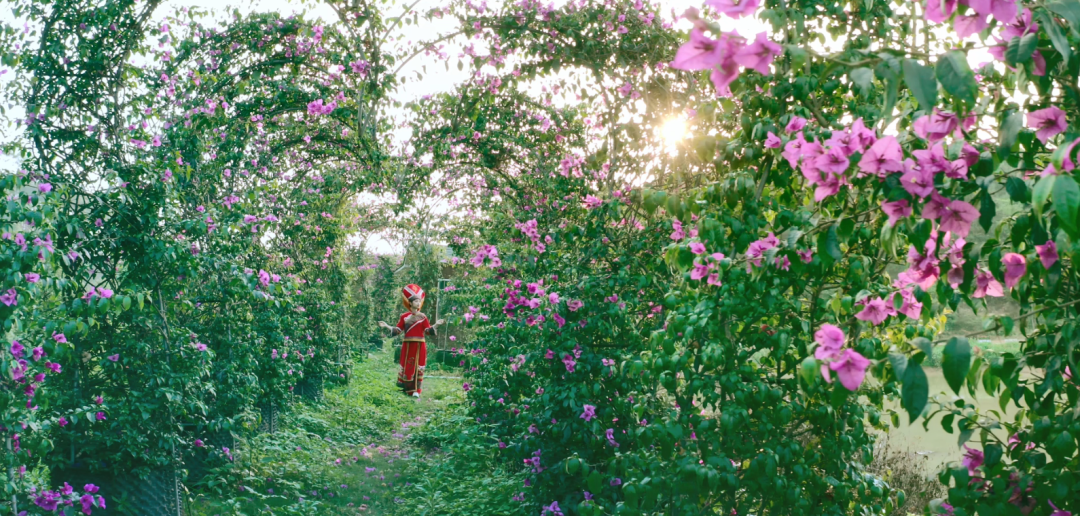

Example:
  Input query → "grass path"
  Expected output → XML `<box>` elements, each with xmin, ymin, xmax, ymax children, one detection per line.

<box><xmin>189</xmin><ymin>348</ymin><xmax>463</xmax><ymax>516</ymax></box>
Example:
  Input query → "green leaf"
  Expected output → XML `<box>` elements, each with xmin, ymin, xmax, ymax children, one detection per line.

<box><xmin>942</xmin><ymin>337</ymin><xmax>972</xmax><ymax>395</ymax></box>
<box><xmin>1005</xmin><ymin>177</ymin><xmax>1029</xmax><ymax>203</ymax></box>
<box><xmin>1052</xmin><ymin>175</ymin><xmax>1080</xmax><ymax>239</ymax></box>
<box><xmin>817</xmin><ymin>225</ymin><xmax>843</xmax><ymax>268</ymax></box>
<box><xmin>998</xmin><ymin>112</ymin><xmax>1023</xmax><ymax>154</ymax></box>
<box><xmin>901</xmin><ymin>362</ymin><xmax>929</xmax><ymax>424</ymax></box>
<box><xmin>888</xmin><ymin>353</ymin><xmax>909</xmax><ymax>380</ymax></box>
<box><xmin>1033</xmin><ymin>175</ymin><xmax>1056</xmax><ymax>220</ymax></box>
<box><xmin>1004</xmin><ymin>34</ymin><xmax>1038</xmax><ymax>66</ymax></box>
<box><xmin>1039</xmin><ymin>10</ymin><xmax>1072</xmax><ymax>63</ymax></box>
<box><xmin>935</xmin><ymin>51</ymin><xmax>978</xmax><ymax>108</ymax></box>
<box><xmin>902</xmin><ymin>59</ymin><xmax>937</xmax><ymax>110</ymax></box>
<box><xmin>587</xmin><ymin>470</ymin><xmax>602</xmax><ymax>493</ymax></box>
<box><xmin>911</xmin><ymin>336</ymin><xmax>933</xmax><ymax>360</ymax></box>
<box><xmin>1047</xmin><ymin>1</ymin><xmax>1080</xmax><ymax>34</ymax></box>
<box><xmin>978</xmin><ymin>189</ymin><xmax>996</xmax><ymax>232</ymax></box>
<box><xmin>849</xmin><ymin>67</ymin><xmax>874</xmax><ymax>97</ymax></box>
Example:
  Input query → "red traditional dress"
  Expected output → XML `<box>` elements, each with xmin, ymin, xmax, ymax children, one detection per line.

<box><xmin>396</xmin><ymin>311</ymin><xmax>431</xmax><ymax>395</ymax></box>
<box><xmin>384</xmin><ymin>284</ymin><xmax>439</xmax><ymax>397</ymax></box>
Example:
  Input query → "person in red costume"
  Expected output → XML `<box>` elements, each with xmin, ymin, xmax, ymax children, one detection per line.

<box><xmin>377</xmin><ymin>284</ymin><xmax>444</xmax><ymax>397</ymax></box>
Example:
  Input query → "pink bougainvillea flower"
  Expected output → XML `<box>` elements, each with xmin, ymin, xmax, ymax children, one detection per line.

<box><xmin>896</xmin><ymin>288</ymin><xmax>923</xmax><ymax>319</ymax></box>
<box><xmin>858</xmin><ymin>136</ymin><xmax>903</xmax><ymax>177</ymax></box>
<box><xmin>962</xmin><ymin>445</ymin><xmax>984</xmax><ymax>474</ymax></box>
<box><xmin>1026</xmin><ymin>106</ymin><xmax>1067</xmax><ymax>144</ymax></box>
<box><xmin>830</xmin><ymin>349</ymin><xmax>870</xmax><ymax>391</ymax></box>
<box><xmin>912</xmin><ymin>143</ymin><xmax>950</xmax><ymax>174</ymax></box>
<box><xmin>582</xmin><ymin>195</ymin><xmax>602</xmax><ymax>209</ymax></box>
<box><xmin>1031</xmin><ymin>50</ymin><xmax>1046</xmax><ymax>76</ymax></box>
<box><xmin>705</xmin><ymin>0</ymin><xmax>761</xmax><ymax>18</ymax></box>
<box><xmin>813</xmin><ymin>146</ymin><xmax>851</xmax><ymax>175</ymax></box>
<box><xmin>764</xmin><ymin>131</ymin><xmax>782</xmax><ymax>148</ymax></box>
<box><xmin>709</xmin><ymin>53</ymin><xmax>742</xmax><ymax>98</ymax></box>
<box><xmin>797</xmin><ymin>249</ymin><xmax>813</xmax><ymax>263</ymax></box>
<box><xmin>855</xmin><ymin>297</ymin><xmax>895</xmax><ymax>325</ymax></box>
<box><xmin>954</xmin><ymin>13</ymin><xmax>989</xmax><ymax>38</ymax></box>
<box><xmin>1036</xmin><ymin>241</ymin><xmax>1059</xmax><ymax>269</ymax></box>
<box><xmin>744</xmin><ymin>233</ymin><xmax>779</xmax><ymax>266</ymax></box>
<box><xmin>690</xmin><ymin>262</ymin><xmax>711</xmax><ymax>280</ymax></box>
<box><xmin>968</xmin><ymin>0</ymin><xmax>1017</xmax><ymax>24</ymax></box>
<box><xmin>973</xmin><ymin>269</ymin><xmax>1004</xmax><ymax>298</ymax></box>
<box><xmin>912</xmin><ymin>109</ymin><xmax>960</xmax><ymax>142</ymax></box>
<box><xmin>670</xmin><ymin>29</ymin><xmax>724</xmax><ymax>70</ymax></box>
<box><xmin>562</xmin><ymin>354</ymin><xmax>576</xmax><ymax>372</ymax></box>
<box><xmin>670</xmin><ymin>219</ymin><xmax>686</xmax><ymax>241</ymax></box>
<box><xmin>732</xmin><ymin>32</ymin><xmax>780</xmax><ymax>75</ymax></box>
<box><xmin>1001</xmin><ymin>253</ymin><xmax>1026</xmax><ymax>288</ymax></box>
<box><xmin>921</xmin><ymin>194</ymin><xmax>979</xmax><ymax>238</ymax></box>
<box><xmin>900</xmin><ymin>164</ymin><xmax>936</xmax><ymax>199</ymax></box>
<box><xmin>689</xmin><ymin>242</ymin><xmax>707</xmax><ymax>255</ymax></box>
<box><xmin>52</xmin><ymin>333</ymin><xmax>66</xmax><ymax>344</ymax></box>
<box><xmin>814</xmin><ymin>324</ymin><xmax>845</xmax><ymax>351</ymax></box>
<box><xmin>785</xmin><ymin>116</ymin><xmax>807</xmax><ymax>134</ymax></box>
<box><xmin>567</xmin><ymin>299</ymin><xmax>583</xmax><ymax>311</ymax></box>
<box><xmin>1048</xmin><ymin>500</ymin><xmax>1072</xmax><ymax>516</ymax></box>
<box><xmin>581</xmin><ymin>404</ymin><xmax>596</xmax><ymax>422</ymax></box>
<box><xmin>107</xmin><ymin>354</ymin><xmax>119</xmax><ymax>362</ymax></box>
<box><xmin>881</xmin><ymin>199</ymin><xmax>912</xmax><ymax>226</ymax></box>
<box><xmin>925</xmin><ymin>0</ymin><xmax>958</xmax><ymax>23</ymax></box>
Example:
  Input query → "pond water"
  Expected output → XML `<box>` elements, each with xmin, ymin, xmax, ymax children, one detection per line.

<box><xmin>883</xmin><ymin>366</ymin><xmax>1019</xmax><ymax>472</ymax></box>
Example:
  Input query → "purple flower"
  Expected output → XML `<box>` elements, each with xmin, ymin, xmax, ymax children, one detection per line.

<box><xmin>0</xmin><ymin>289</ymin><xmax>17</xmax><ymax>307</ymax></box>
<box><xmin>764</xmin><ymin>131</ymin><xmax>782</xmax><ymax>148</ymax></box>
<box><xmin>1002</xmin><ymin>253</ymin><xmax>1026</xmax><ymax>288</ymax></box>
<box><xmin>605</xmin><ymin>428</ymin><xmax>619</xmax><ymax>447</ymax></box>
<box><xmin>785</xmin><ymin>116</ymin><xmax>807</xmax><ymax>134</ymax></box>
<box><xmin>705</xmin><ymin>0</ymin><xmax>760</xmax><ymax>19</ymax></box>
<box><xmin>107</xmin><ymin>354</ymin><xmax>119</xmax><ymax>362</ymax></box>
<box><xmin>581</xmin><ymin>404</ymin><xmax>596</xmax><ymax>422</ymax></box>
<box><xmin>542</xmin><ymin>501</ymin><xmax>564</xmax><ymax>516</ymax></box>
<box><xmin>925</xmin><ymin>0</ymin><xmax>957</xmax><ymax>23</ymax></box>
<box><xmin>921</xmin><ymin>194</ymin><xmax>979</xmax><ymax>238</ymax></box>
<box><xmin>1048</xmin><ymin>500</ymin><xmax>1072</xmax><ymax>516</ymax></box>
<box><xmin>855</xmin><ymin>297</ymin><xmax>895</xmax><ymax>325</ymax></box>
<box><xmin>973</xmin><ymin>269</ymin><xmax>1004</xmax><ymax>298</ymax></box>
<box><xmin>732</xmin><ymin>32</ymin><xmax>780</xmax><ymax>75</ymax></box>
<box><xmin>1026</xmin><ymin>106</ymin><xmax>1067</xmax><ymax>144</ymax></box>
<box><xmin>881</xmin><ymin>200</ymin><xmax>912</xmax><ymax>227</ymax></box>
<box><xmin>610</xmin><ymin>477</ymin><xmax>622</xmax><ymax>486</ymax></box>
<box><xmin>52</xmin><ymin>333</ymin><xmax>67</xmax><ymax>344</ymax></box>
<box><xmin>24</xmin><ymin>273</ymin><xmax>39</xmax><ymax>283</ymax></box>
<box><xmin>95</xmin><ymin>411</ymin><xmax>106</xmax><ymax>421</ymax></box>
<box><xmin>670</xmin><ymin>219</ymin><xmax>686</xmax><ymax>241</ymax></box>
<box><xmin>583</xmin><ymin>195</ymin><xmax>602</xmax><ymax>209</ymax></box>
<box><xmin>567</xmin><ymin>300</ymin><xmax>584</xmax><ymax>312</ymax></box>
<box><xmin>830</xmin><ymin>349</ymin><xmax>871</xmax><ymax>391</ymax></box>
<box><xmin>962</xmin><ymin>445</ymin><xmax>983</xmax><ymax>475</ymax></box>
<box><xmin>858</xmin><ymin>136</ymin><xmax>903</xmax><ymax>177</ymax></box>
<box><xmin>258</xmin><ymin>270</ymin><xmax>270</xmax><ymax>287</ymax></box>
<box><xmin>562</xmin><ymin>354</ymin><xmax>576</xmax><ymax>372</ymax></box>
<box><xmin>670</xmin><ymin>29</ymin><xmax>724</xmax><ymax>71</ymax></box>
<box><xmin>688</xmin><ymin>242</ymin><xmax>707</xmax><ymax>255</ymax></box>
<box><xmin>1036</xmin><ymin>241</ymin><xmax>1059</xmax><ymax>269</ymax></box>
<box><xmin>194</xmin><ymin>343</ymin><xmax>208</xmax><ymax>352</ymax></box>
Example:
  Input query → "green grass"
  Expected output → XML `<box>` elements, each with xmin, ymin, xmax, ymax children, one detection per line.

<box><xmin>188</xmin><ymin>348</ymin><xmax>464</xmax><ymax>515</ymax></box>
<box><xmin>922</xmin><ymin>338</ymin><xmax>1022</xmax><ymax>367</ymax></box>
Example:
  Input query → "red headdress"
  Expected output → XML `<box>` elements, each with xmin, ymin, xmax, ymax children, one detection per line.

<box><xmin>402</xmin><ymin>284</ymin><xmax>425</xmax><ymax>303</ymax></box>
